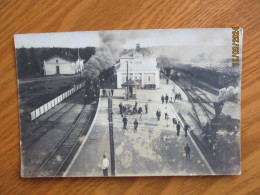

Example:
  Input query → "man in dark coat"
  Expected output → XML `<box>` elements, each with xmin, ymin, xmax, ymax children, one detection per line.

<box><xmin>102</xmin><ymin>89</ymin><xmax>105</xmax><ymax>96</ymax></box>
<box><xmin>176</xmin><ymin>121</ymin><xmax>181</xmax><ymax>136</ymax></box>
<box><xmin>119</xmin><ymin>102</ymin><xmax>123</xmax><ymax>114</ymax></box>
<box><xmin>184</xmin><ymin>124</ymin><xmax>189</xmax><ymax>137</ymax></box>
<box><xmin>134</xmin><ymin>119</ymin><xmax>138</xmax><ymax>132</ymax></box>
<box><xmin>156</xmin><ymin>109</ymin><xmax>161</xmax><ymax>121</ymax></box>
<box><xmin>138</xmin><ymin>106</ymin><xmax>143</xmax><ymax>119</ymax></box>
<box><xmin>165</xmin><ymin>94</ymin><xmax>169</xmax><ymax>104</ymax></box>
<box><xmin>123</xmin><ymin>116</ymin><xmax>128</xmax><ymax>129</ymax></box>
<box><xmin>134</xmin><ymin>101</ymin><xmax>138</xmax><ymax>113</ymax></box>
<box><xmin>145</xmin><ymin>103</ymin><xmax>148</xmax><ymax>114</ymax></box>
<box><xmin>161</xmin><ymin>95</ymin><xmax>165</xmax><ymax>104</ymax></box>
<box><xmin>184</xmin><ymin>143</ymin><xmax>191</xmax><ymax>160</ymax></box>
<box><xmin>111</xmin><ymin>89</ymin><xmax>114</xmax><ymax>96</ymax></box>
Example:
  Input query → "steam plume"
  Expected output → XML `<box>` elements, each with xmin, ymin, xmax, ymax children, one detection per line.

<box><xmin>217</xmin><ymin>86</ymin><xmax>239</xmax><ymax>102</ymax></box>
<box><xmin>84</xmin><ymin>31</ymin><xmax>135</xmax><ymax>78</ymax></box>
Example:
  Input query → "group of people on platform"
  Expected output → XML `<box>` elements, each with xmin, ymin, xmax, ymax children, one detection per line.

<box><xmin>118</xmin><ymin>100</ymin><xmax>190</xmax><ymax>138</ymax></box>
<box><xmin>161</xmin><ymin>93</ymin><xmax>182</xmax><ymax>104</ymax></box>
<box><xmin>119</xmin><ymin>101</ymin><xmax>148</xmax><ymax>118</ymax></box>
<box><xmin>155</xmin><ymin>107</ymin><xmax>189</xmax><ymax>137</ymax></box>
<box><xmin>161</xmin><ymin>94</ymin><xmax>170</xmax><ymax>104</ymax></box>
<box><xmin>102</xmin><ymin>88</ymin><xmax>114</xmax><ymax>97</ymax></box>
<box><xmin>119</xmin><ymin>100</ymin><xmax>149</xmax><ymax>132</ymax></box>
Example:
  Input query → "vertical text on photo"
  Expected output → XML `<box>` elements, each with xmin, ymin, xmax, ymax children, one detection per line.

<box><xmin>232</xmin><ymin>27</ymin><xmax>240</xmax><ymax>66</ymax></box>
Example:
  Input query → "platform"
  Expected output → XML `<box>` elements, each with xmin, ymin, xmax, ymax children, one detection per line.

<box><xmin>65</xmin><ymin>78</ymin><xmax>212</xmax><ymax>176</ymax></box>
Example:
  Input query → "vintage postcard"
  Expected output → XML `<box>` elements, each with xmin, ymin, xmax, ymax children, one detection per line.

<box><xmin>14</xmin><ymin>28</ymin><xmax>242</xmax><ymax>177</ymax></box>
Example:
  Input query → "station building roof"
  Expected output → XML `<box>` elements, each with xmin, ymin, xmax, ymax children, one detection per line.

<box><xmin>121</xmin><ymin>79</ymin><xmax>141</xmax><ymax>86</ymax></box>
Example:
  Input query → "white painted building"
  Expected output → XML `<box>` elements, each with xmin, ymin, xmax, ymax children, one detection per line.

<box><xmin>116</xmin><ymin>44</ymin><xmax>160</xmax><ymax>89</ymax></box>
<box><xmin>43</xmin><ymin>55</ymin><xmax>84</xmax><ymax>76</ymax></box>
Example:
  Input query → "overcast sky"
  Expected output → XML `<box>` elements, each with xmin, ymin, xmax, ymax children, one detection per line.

<box><xmin>15</xmin><ymin>28</ymin><xmax>242</xmax><ymax>64</ymax></box>
<box><xmin>14</xmin><ymin>28</ymin><xmax>233</xmax><ymax>49</ymax></box>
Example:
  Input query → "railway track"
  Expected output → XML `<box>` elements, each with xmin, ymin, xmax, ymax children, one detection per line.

<box><xmin>189</xmin><ymin>87</ymin><xmax>214</xmax><ymax>117</ymax></box>
<box><xmin>22</xmin><ymin>93</ymin><xmax>84</xmax><ymax>149</ymax></box>
<box><xmin>175</xmin><ymin>78</ymin><xmax>214</xmax><ymax>124</ymax></box>
<box><xmin>187</xmin><ymin>77</ymin><xmax>219</xmax><ymax>95</ymax></box>
<box><xmin>33</xmin><ymin>102</ymin><xmax>97</xmax><ymax>177</ymax></box>
<box><xmin>188</xmin><ymin>112</ymin><xmax>202</xmax><ymax>129</ymax></box>
<box><xmin>164</xmin><ymin>74</ymin><xmax>238</xmax><ymax>173</ymax></box>
<box><xmin>23</xmin><ymin>92</ymin><xmax>81</xmax><ymax>137</ymax></box>
<box><xmin>195</xmin><ymin>88</ymin><xmax>214</xmax><ymax>106</ymax></box>
<box><xmin>163</xmin><ymin>73</ymin><xmax>216</xmax><ymax>127</ymax></box>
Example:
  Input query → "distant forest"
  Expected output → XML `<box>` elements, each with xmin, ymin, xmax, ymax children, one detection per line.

<box><xmin>15</xmin><ymin>47</ymin><xmax>95</xmax><ymax>79</ymax></box>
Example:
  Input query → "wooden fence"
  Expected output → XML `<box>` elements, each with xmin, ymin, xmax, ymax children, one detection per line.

<box><xmin>30</xmin><ymin>82</ymin><xmax>85</xmax><ymax>121</ymax></box>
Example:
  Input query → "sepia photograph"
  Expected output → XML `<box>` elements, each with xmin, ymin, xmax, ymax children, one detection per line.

<box><xmin>14</xmin><ymin>28</ymin><xmax>242</xmax><ymax>177</ymax></box>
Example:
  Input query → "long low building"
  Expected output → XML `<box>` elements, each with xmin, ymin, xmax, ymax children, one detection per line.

<box><xmin>116</xmin><ymin>44</ymin><xmax>160</xmax><ymax>89</ymax></box>
<box><xmin>43</xmin><ymin>55</ymin><xmax>84</xmax><ymax>76</ymax></box>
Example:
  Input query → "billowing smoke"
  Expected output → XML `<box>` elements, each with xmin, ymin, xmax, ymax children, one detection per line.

<box><xmin>83</xmin><ymin>29</ymin><xmax>234</xmax><ymax>76</ymax></box>
<box><xmin>84</xmin><ymin>31</ymin><xmax>135</xmax><ymax>78</ymax></box>
<box><xmin>217</xmin><ymin>86</ymin><xmax>239</xmax><ymax>102</ymax></box>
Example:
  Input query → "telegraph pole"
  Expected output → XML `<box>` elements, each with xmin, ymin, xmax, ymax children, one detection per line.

<box><xmin>108</xmin><ymin>97</ymin><xmax>115</xmax><ymax>176</ymax></box>
<box><xmin>126</xmin><ymin>61</ymin><xmax>129</xmax><ymax>100</ymax></box>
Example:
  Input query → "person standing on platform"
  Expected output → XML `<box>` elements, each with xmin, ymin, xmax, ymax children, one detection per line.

<box><xmin>164</xmin><ymin>107</ymin><xmax>168</xmax><ymax>120</ymax></box>
<box><xmin>156</xmin><ymin>109</ymin><xmax>161</xmax><ymax>121</ymax></box>
<box><xmin>139</xmin><ymin>106</ymin><xmax>143</xmax><ymax>119</ymax></box>
<box><xmin>161</xmin><ymin>95</ymin><xmax>165</xmax><ymax>104</ymax></box>
<box><xmin>102</xmin><ymin>154</ymin><xmax>109</xmax><ymax>176</ymax></box>
<box><xmin>134</xmin><ymin>119</ymin><xmax>138</xmax><ymax>132</ymax></box>
<box><xmin>184</xmin><ymin>124</ymin><xmax>189</xmax><ymax>137</ymax></box>
<box><xmin>134</xmin><ymin>101</ymin><xmax>138</xmax><ymax>113</ymax></box>
<box><xmin>111</xmin><ymin>89</ymin><xmax>114</xmax><ymax>96</ymax></box>
<box><xmin>165</xmin><ymin>94</ymin><xmax>169</xmax><ymax>104</ymax></box>
<box><xmin>166</xmin><ymin>78</ymin><xmax>169</xmax><ymax>85</ymax></box>
<box><xmin>184</xmin><ymin>143</ymin><xmax>191</xmax><ymax>160</ymax></box>
<box><xmin>170</xmin><ymin>97</ymin><xmax>173</xmax><ymax>103</ymax></box>
<box><xmin>123</xmin><ymin>116</ymin><xmax>128</xmax><ymax>129</ymax></box>
<box><xmin>176</xmin><ymin>121</ymin><xmax>181</xmax><ymax>137</ymax></box>
<box><xmin>119</xmin><ymin>102</ymin><xmax>123</xmax><ymax>114</ymax></box>
<box><xmin>102</xmin><ymin>89</ymin><xmax>105</xmax><ymax>96</ymax></box>
<box><xmin>145</xmin><ymin>103</ymin><xmax>148</xmax><ymax>114</ymax></box>
<box><xmin>166</xmin><ymin>114</ymin><xmax>169</xmax><ymax>127</ymax></box>
<box><xmin>176</xmin><ymin>121</ymin><xmax>181</xmax><ymax>136</ymax></box>
<box><xmin>172</xmin><ymin>115</ymin><xmax>177</xmax><ymax>125</ymax></box>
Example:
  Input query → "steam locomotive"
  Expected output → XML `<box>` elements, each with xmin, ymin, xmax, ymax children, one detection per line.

<box><xmin>82</xmin><ymin>78</ymin><xmax>100</xmax><ymax>103</ymax></box>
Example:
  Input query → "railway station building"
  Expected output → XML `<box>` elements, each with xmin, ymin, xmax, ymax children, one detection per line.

<box><xmin>43</xmin><ymin>55</ymin><xmax>84</xmax><ymax>76</ymax></box>
<box><xmin>116</xmin><ymin>44</ymin><xmax>160</xmax><ymax>89</ymax></box>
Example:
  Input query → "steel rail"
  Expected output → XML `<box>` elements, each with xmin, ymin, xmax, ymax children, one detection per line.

<box><xmin>33</xmin><ymin>104</ymin><xmax>88</xmax><ymax>177</ymax></box>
